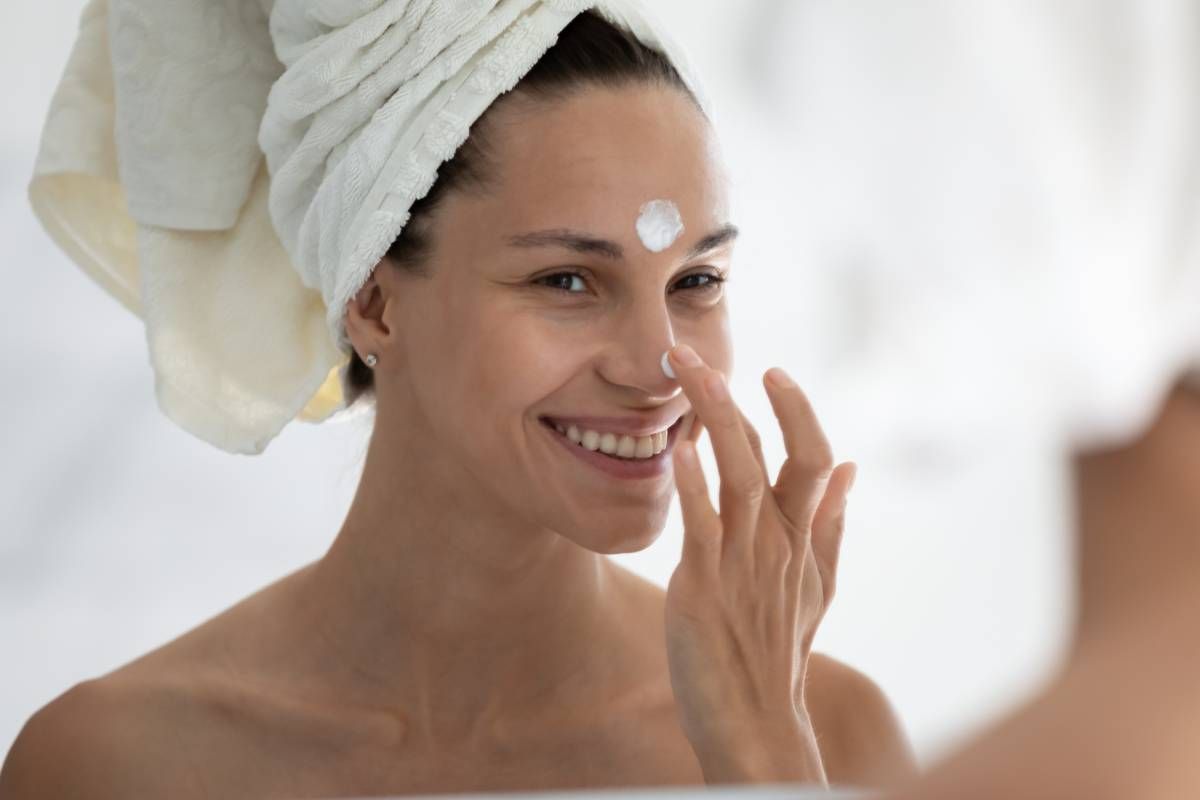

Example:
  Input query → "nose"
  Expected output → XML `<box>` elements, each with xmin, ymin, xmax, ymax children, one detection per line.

<box><xmin>597</xmin><ymin>297</ymin><xmax>682</xmax><ymax>399</ymax></box>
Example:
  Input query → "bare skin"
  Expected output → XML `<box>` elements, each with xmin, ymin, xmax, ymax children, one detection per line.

<box><xmin>0</xmin><ymin>562</ymin><xmax>908</xmax><ymax>798</ymax></box>
<box><xmin>0</xmin><ymin>82</ymin><xmax>915</xmax><ymax>798</ymax></box>
<box><xmin>876</xmin><ymin>377</ymin><xmax>1200</xmax><ymax>800</ymax></box>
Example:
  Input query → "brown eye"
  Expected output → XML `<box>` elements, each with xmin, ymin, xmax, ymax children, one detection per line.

<box><xmin>536</xmin><ymin>271</ymin><xmax>589</xmax><ymax>294</ymax></box>
<box><xmin>534</xmin><ymin>270</ymin><xmax>727</xmax><ymax>296</ymax></box>
<box><xmin>671</xmin><ymin>272</ymin><xmax>727</xmax><ymax>294</ymax></box>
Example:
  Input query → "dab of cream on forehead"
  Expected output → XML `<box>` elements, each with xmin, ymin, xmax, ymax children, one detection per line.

<box><xmin>636</xmin><ymin>199</ymin><xmax>685</xmax><ymax>253</ymax></box>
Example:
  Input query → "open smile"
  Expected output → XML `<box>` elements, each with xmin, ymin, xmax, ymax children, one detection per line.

<box><xmin>539</xmin><ymin>415</ymin><xmax>687</xmax><ymax>481</ymax></box>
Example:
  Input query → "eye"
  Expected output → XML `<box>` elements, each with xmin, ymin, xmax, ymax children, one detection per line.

<box><xmin>672</xmin><ymin>271</ymin><xmax>727</xmax><ymax>295</ymax></box>
<box><xmin>534</xmin><ymin>270</ymin><xmax>728</xmax><ymax>297</ymax></box>
<box><xmin>536</xmin><ymin>271</ymin><xmax>590</xmax><ymax>294</ymax></box>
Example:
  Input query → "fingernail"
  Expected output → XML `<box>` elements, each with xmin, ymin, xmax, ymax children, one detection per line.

<box><xmin>661</xmin><ymin>350</ymin><xmax>676</xmax><ymax>379</ymax></box>
<box><xmin>847</xmin><ymin>464</ymin><xmax>858</xmax><ymax>493</ymax></box>
<box><xmin>767</xmin><ymin>367</ymin><xmax>796</xmax><ymax>389</ymax></box>
<box><xmin>672</xmin><ymin>344</ymin><xmax>702</xmax><ymax>367</ymax></box>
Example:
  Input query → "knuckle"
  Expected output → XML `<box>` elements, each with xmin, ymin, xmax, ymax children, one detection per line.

<box><xmin>765</xmin><ymin>535</ymin><xmax>792</xmax><ymax>568</ymax></box>
<box><xmin>824</xmin><ymin>578</ymin><xmax>838</xmax><ymax>605</ymax></box>
<box><xmin>783</xmin><ymin>552</ymin><xmax>802</xmax><ymax>586</ymax></box>
<box><xmin>732</xmin><ymin>473</ymin><xmax>766</xmax><ymax>502</ymax></box>
<box><xmin>799</xmin><ymin>447</ymin><xmax>835</xmax><ymax>476</ymax></box>
<box><xmin>695</xmin><ymin>525</ymin><xmax>724</xmax><ymax>551</ymax></box>
<box><xmin>764</xmin><ymin>551</ymin><xmax>792</xmax><ymax>585</ymax></box>
<box><xmin>743</xmin><ymin>423</ymin><xmax>764</xmax><ymax>453</ymax></box>
<box><xmin>714</xmin><ymin>412</ymin><xmax>742</xmax><ymax>431</ymax></box>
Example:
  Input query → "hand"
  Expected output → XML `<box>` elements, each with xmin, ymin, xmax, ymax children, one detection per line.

<box><xmin>662</xmin><ymin>343</ymin><xmax>857</xmax><ymax>785</ymax></box>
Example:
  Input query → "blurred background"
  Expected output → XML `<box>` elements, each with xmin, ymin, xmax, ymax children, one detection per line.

<box><xmin>17</xmin><ymin>0</ymin><xmax>1197</xmax><ymax>771</ymax></box>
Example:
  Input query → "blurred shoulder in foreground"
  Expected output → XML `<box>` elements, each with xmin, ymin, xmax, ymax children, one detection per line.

<box><xmin>806</xmin><ymin>652</ymin><xmax>920</xmax><ymax>790</ymax></box>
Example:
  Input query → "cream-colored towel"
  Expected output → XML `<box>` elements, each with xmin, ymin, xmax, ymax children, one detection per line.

<box><xmin>29</xmin><ymin>0</ymin><xmax>709</xmax><ymax>455</ymax></box>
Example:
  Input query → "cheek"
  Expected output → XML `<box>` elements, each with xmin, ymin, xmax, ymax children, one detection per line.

<box><xmin>469</xmin><ymin>316</ymin><xmax>583</xmax><ymax>411</ymax></box>
<box><xmin>463</xmin><ymin>298</ymin><xmax>734</xmax><ymax>410</ymax></box>
<box><xmin>680</xmin><ymin>305</ymin><xmax>734</xmax><ymax>375</ymax></box>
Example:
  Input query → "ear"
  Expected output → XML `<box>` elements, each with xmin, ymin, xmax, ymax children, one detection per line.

<box><xmin>344</xmin><ymin>274</ymin><xmax>390</xmax><ymax>358</ymax></box>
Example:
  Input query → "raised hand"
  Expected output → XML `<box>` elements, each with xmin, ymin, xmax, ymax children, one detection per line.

<box><xmin>662</xmin><ymin>343</ymin><xmax>857</xmax><ymax>785</ymax></box>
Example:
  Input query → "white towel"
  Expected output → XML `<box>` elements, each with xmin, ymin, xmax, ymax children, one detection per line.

<box><xmin>28</xmin><ymin>0</ymin><xmax>709</xmax><ymax>455</ymax></box>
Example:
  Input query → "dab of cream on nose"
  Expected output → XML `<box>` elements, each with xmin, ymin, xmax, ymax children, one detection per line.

<box><xmin>637</xmin><ymin>199</ymin><xmax>684</xmax><ymax>253</ymax></box>
<box><xmin>661</xmin><ymin>350</ymin><xmax>676</xmax><ymax>379</ymax></box>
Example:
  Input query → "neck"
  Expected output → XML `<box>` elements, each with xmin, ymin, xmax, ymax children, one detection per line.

<box><xmin>1070</xmin><ymin>381</ymin><xmax>1200</xmax><ymax>659</ymax></box>
<box><xmin>288</xmin><ymin>407</ymin><xmax>641</xmax><ymax>749</ymax></box>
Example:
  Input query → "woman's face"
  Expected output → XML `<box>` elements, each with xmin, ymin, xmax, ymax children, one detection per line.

<box><xmin>366</xmin><ymin>82</ymin><xmax>735</xmax><ymax>553</ymax></box>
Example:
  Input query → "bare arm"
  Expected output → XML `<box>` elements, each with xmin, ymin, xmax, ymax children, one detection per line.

<box><xmin>879</xmin><ymin>374</ymin><xmax>1200</xmax><ymax>800</ymax></box>
<box><xmin>1071</xmin><ymin>375</ymin><xmax>1200</xmax><ymax>653</ymax></box>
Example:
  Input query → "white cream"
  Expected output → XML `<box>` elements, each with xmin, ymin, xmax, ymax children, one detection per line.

<box><xmin>636</xmin><ymin>199</ymin><xmax>685</xmax><ymax>252</ymax></box>
<box><xmin>661</xmin><ymin>350</ymin><xmax>676</xmax><ymax>379</ymax></box>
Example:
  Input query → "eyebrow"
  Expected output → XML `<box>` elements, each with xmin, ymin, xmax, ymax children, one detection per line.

<box><xmin>506</xmin><ymin>223</ymin><xmax>739</xmax><ymax>261</ymax></box>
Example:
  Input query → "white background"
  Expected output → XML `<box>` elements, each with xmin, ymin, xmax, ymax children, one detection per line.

<box><xmin>0</xmin><ymin>0</ymin><xmax>1081</xmax><ymax>769</ymax></box>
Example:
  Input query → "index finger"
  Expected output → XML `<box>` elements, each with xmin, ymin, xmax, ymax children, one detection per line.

<box><xmin>668</xmin><ymin>345</ymin><xmax>766</xmax><ymax>558</ymax></box>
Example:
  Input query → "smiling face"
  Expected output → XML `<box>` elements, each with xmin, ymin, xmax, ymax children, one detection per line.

<box><xmin>353</xmin><ymin>82</ymin><xmax>735</xmax><ymax>553</ymax></box>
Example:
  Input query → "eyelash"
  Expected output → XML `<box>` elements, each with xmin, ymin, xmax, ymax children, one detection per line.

<box><xmin>535</xmin><ymin>270</ymin><xmax>728</xmax><ymax>297</ymax></box>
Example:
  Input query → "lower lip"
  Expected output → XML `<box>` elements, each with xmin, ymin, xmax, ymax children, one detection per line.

<box><xmin>540</xmin><ymin>417</ymin><xmax>685</xmax><ymax>480</ymax></box>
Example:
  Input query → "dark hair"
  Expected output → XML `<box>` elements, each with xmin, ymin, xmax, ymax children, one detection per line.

<box><xmin>344</xmin><ymin>9</ymin><xmax>699</xmax><ymax>407</ymax></box>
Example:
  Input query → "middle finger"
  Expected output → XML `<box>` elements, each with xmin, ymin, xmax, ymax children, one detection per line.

<box><xmin>669</xmin><ymin>345</ymin><xmax>767</xmax><ymax>563</ymax></box>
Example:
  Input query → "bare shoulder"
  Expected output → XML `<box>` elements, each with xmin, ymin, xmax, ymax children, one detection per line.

<box><xmin>611</xmin><ymin>566</ymin><xmax>918</xmax><ymax>787</ymax></box>
<box><xmin>804</xmin><ymin>651</ymin><xmax>920</xmax><ymax>789</ymax></box>
<box><xmin>0</xmin><ymin>569</ymin><xmax>312</xmax><ymax>799</ymax></box>
<box><xmin>0</xmin><ymin>676</ymin><xmax>208</xmax><ymax>799</ymax></box>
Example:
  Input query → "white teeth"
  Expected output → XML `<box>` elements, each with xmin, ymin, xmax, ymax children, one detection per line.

<box><xmin>552</xmin><ymin>420</ymin><xmax>669</xmax><ymax>460</ymax></box>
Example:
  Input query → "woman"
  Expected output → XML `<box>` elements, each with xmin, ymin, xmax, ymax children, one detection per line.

<box><xmin>2</xmin><ymin>4</ymin><xmax>916</xmax><ymax>797</ymax></box>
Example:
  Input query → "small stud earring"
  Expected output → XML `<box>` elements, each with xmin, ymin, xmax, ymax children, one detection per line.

<box><xmin>365</xmin><ymin>353</ymin><xmax>378</xmax><ymax>368</ymax></box>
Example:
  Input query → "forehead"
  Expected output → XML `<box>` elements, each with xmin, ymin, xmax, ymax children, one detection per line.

<box><xmin>477</xmin><ymin>83</ymin><xmax>729</xmax><ymax>233</ymax></box>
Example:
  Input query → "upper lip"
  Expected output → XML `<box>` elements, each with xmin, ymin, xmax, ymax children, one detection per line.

<box><xmin>541</xmin><ymin>411</ymin><xmax>687</xmax><ymax>437</ymax></box>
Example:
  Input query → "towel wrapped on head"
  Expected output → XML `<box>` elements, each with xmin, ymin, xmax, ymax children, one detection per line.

<box><xmin>29</xmin><ymin>0</ymin><xmax>709</xmax><ymax>454</ymax></box>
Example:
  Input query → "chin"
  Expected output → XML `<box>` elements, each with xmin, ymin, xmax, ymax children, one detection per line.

<box><xmin>589</xmin><ymin>523</ymin><xmax>666</xmax><ymax>555</ymax></box>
